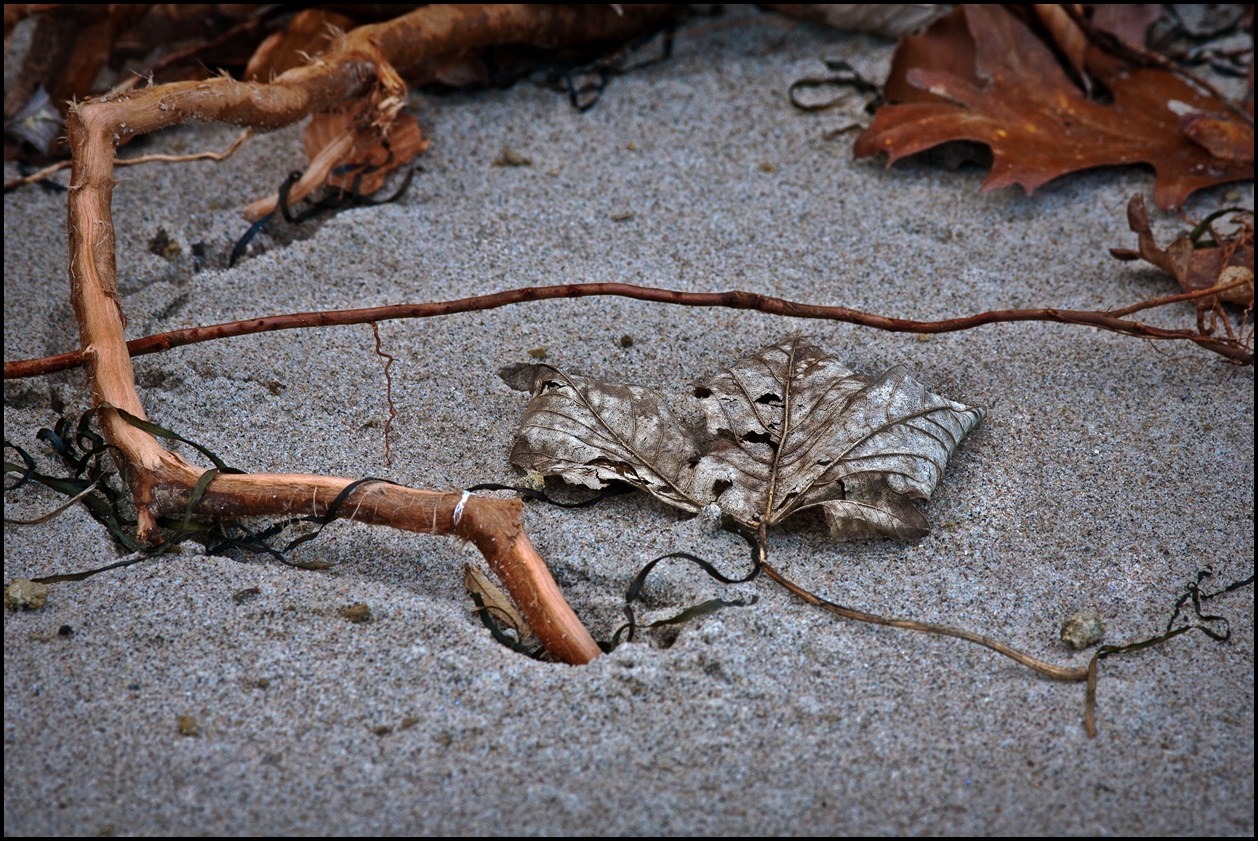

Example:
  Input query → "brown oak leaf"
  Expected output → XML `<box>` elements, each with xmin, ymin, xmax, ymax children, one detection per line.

<box><xmin>854</xmin><ymin>5</ymin><xmax>1253</xmax><ymax>209</ymax></box>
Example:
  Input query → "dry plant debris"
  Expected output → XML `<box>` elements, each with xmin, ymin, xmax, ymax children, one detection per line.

<box><xmin>503</xmin><ymin>336</ymin><xmax>983</xmax><ymax>540</ymax></box>
<box><xmin>1</xmin><ymin>5</ymin><xmax>1252</xmax><ymax>740</ymax></box>
<box><xmin>499</xmin><ymin>338</ymin><xmax>1250</xmax><ymax>735</ymax></box>
<box><xmin>0</xmin><ymin>3</ymin><xmax>686</xmax><ymax>670</ymax></box>
<box><xmin>1111</xmin><ymin>193</ymin><xmax>1254</xmax><ymax>338</ymax></box>
<box><xmin>855</xmin><ymin>5</ymin><xmax>1254</xmax><ymax>209</ymax></box>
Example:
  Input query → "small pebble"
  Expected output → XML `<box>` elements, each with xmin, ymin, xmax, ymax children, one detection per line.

<box><xmin>493</xmin><ymin>148</ymin><xmax>531</xmax><ymax>167</ymax></box>
<box><xmin>1060</xmin><ymin>609</ymin><xmax>1105</xmax><ymax>650</ymax></box>
<box><xmin>4</xmin><ymin>579</ymin><xmax>49</xmax><ymax>611</ymax></box>
<box><xmin>232</xmin><ymin>587</ymin><xmax>261</xmax><ymax>604</ymax></box>
<box><xmin>340</xmin><ymin>603</ymin><xmax>372</xmax><ymax>623</ymax></box>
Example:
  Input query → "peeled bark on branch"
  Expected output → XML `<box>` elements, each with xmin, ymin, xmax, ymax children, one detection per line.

<box><xmin>54</xmin><ymin>4</ymin><xmax>676</xmax><ymax>666</ymax></box>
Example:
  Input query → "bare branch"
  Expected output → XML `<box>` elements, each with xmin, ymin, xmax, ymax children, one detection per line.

<box><xmin>4</xmin><ymin>128</ymin><xmax>255</xmax><ymax>192</ymax></box>
<box><xmin>6</xmin><ymin>279</ymin><xmax>1252</xmax><ymax>381</ymax></box>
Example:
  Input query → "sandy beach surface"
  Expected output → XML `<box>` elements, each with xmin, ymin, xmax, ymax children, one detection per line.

<box><xmin>4</xmin><ymin>8</ymin><xmax>1254</xmax><ymax>835</ymax></box>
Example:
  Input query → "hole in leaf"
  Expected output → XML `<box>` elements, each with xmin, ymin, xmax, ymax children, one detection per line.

<box><xmin>742</xmin><ymin>431</ymin><xmax>777</xmax><ymax>450</ymax></box>
<box><xmin>693</xmin><ymin>386</ymin><xmax>712</xmax><ymax>398</ymax></box>
<box><xmin>755</xmin><ymin>393</ymin><xmax>782</xmax><ymax>405</ymax></box>
<box><xmin>711</xmin><ymin>479</ymin><xmax>732</xmax><ymax>498</ymax></box>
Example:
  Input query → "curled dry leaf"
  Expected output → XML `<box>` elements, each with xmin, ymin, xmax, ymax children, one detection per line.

<box><xmin>502</xmin><ymin>337</ymin><xmax>983</xmax><ymax>540</ymax></box>
<box><xmin>244</xmin><ymin>9</ymin><xmax>356</xmax><ymax>83</ymax></box>
<box><xmin>1032</xmin><ymin>3</ymin><xmax>1091</xmax><ymax>92</ymax></box>
<box><xmin>855</xmin><ymin>5</ymin><xmax>1253</xmax><ymax>209</ymax></box>
<box><xmin>1111</xmin><ymin>193</ymin><xmax>1254</xmax><ymax>307</ymax></box>
<box><xmin>3</xmin><ymin>4</ymin><xmax>150</xmax><ymax>121</ymax></box>
<box><xmin>243</xmin><ymin>99</ymin><xmax>428</xmax><ymax>220</ymax></box>
<box><xmin>303</xmin><ymin>100</ymin><xmax>428</xmax><ymax>194</ymax></box>
<box><xmin>464</xmin><ymin>563</ymin><xmax>534</xmax><ymax>645</ymax></box>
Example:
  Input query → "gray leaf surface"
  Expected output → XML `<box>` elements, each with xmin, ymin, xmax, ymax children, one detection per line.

<box><xmin>500</xmin><ymin>362</ymin><xmax>706</xmax><ymax>513</ymax></box>
<box><xmin>501</xmin><ymin>337</ymin><xmax>984</xmax><ymax>540</ymax></box>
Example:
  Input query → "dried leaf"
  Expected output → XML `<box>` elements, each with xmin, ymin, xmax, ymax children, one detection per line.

<box><xmin>243</xmin><ymin>100</ymin><xmax>428</xmax><ymax>220</ymax></box>
<box><xmin>1179</xmin><ymin>111</ymin><xmax>1254</xmax><ymax>162</ymax></box>
<box><xmin>464</xmin><ymin>564</ymin><xmax>533</xmax><ymax>644</ymax></box>
<box><xmin>1113</xmin><ymin>193</ymin><xmax>1253</xmax><ymax>305</ymax></box>
<box><xmin>855</xmin><ymin>5</ymin><xmax>1253</xmax><ymax>209</ymax></box>
<box><xmin>502</xmin><ymin>337</ymin><xmax>983</xmax><ymax>540</ymax></box>
<box><xmin>882</xmin><ymin>6</ymin><xmax>978</xmax><ymax>106</ymax></box>
<box><xmin>303</xmin><ymin>100</ymin><xmax>428</xmax><ymax>195</ymax></box>
<box><xmin>244</xmin><ymin>9</ymin><xmax>356</xmax><ymax>82</ymax></box>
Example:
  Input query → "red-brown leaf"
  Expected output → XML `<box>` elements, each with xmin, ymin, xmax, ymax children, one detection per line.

<box><xmin>303</xmin><ymin>100</ymin><xmax>429</xmax><ymax>196</ymax></box>
<box><xmin>1179</xmin><ymin>112</ymin><xmax>1255</xmax><ymax>162</ymax></box>
<box><xmin>244</xmin><ymin>9</ymin><xmax>356</xmax><ymax>83</ymax></box>
<box><xmin>1116</xmin><ymin>193</ymin><xmax>1253</xmax><ymax>304</ymax></box>
<box><xmin>855</xmin><ymin>4</ymin><xmax>1253</xmax><ymax>209</ymax></box>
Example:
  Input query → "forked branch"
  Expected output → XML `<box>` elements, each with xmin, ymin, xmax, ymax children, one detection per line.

<box><xmin>51</xmin><ymin>4</ymin><xmax>676</xmax><ymax>666</ymax></box>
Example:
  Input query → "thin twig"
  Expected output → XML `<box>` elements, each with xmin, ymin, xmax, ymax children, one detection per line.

<box><xmin>1106</xmin><ymin>276</ymin><xmax>1253</xmax><ymax>317</ymax></box>
<box><xmin>758</xmin><ymin>559</ymin><xmax>1089</xmax><ymax>683</ymax></box>
<box><xmin>3</xmin><ymin>160</ymin><xmax>71</xmax><ymax>192</ymax></box>
<box><xmin>3</xmin><ymin>129</ymin><xmax>253</xmax><ymax>192</ymax></box>
<box><xmin>5</xmin><ymin>281</ymin><xmax>1252</xmax><ymax>380</ymax></box>
<box><xmin>114</xmin><ymin>128</ymin><xmax>254</xmax><ymax>166</ymax></box>
<box><xmin>370</xmin><ymin>322</ymin><xmax>397</xmax><ymax>467</ymax></box>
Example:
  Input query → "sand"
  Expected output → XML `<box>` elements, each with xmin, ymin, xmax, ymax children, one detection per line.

<box><xmin>4</xmin><ymin>8</ymin><xmax>1254</xmax><ymax>835</ymax></box>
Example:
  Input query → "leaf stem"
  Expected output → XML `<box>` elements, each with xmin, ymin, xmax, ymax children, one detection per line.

<box><xmin>757</xmin><ymin>558</ymin><xmax>1089</xmax><ymax>682</ymax></box>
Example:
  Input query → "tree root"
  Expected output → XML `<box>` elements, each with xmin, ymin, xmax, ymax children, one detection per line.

<box><xmin>45</xmin><ymin>3</ymin><xmax>676</xmax><ymax>666</ymax></box>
